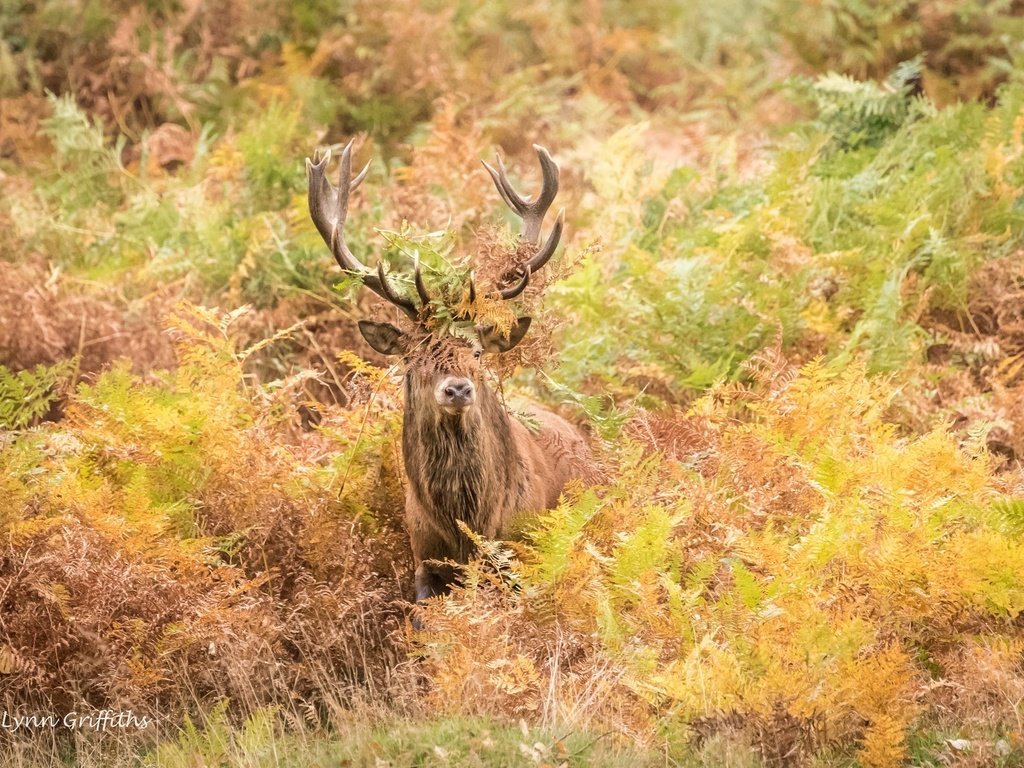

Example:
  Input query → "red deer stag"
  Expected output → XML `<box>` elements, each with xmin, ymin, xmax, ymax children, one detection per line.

<box><xmin>306</xmin><ymin>141</ymin><xmax>592</xmax><ymax>602</ymax></box>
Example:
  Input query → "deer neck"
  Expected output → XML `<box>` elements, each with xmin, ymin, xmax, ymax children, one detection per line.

<box><xmin>402</xmin><ymin>375</ymin><xmax>527</xmax><ymax>559</ymax></box>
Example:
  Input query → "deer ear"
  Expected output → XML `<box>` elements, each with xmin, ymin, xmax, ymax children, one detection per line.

<box><xmin>478</xmin><ymin>316</ymin><xmax>532</xmax><ymax>354</ymax></box>
<box><xmin>358</xmin><ymin>320</ymin><xmax>405</xmax><ymax>356</ymax></box>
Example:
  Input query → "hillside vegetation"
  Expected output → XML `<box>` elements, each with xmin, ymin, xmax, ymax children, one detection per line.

<box><xmin>2</xmin><ymin>1</ymin><xmax>1024</xmax><ymax>766</ymax></box>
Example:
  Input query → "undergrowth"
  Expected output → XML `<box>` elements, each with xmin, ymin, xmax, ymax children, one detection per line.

<box><xmin>553</xmin><ymin>77</ymin><xmax>1024</xmax><ymax>405</ymax></box>
<box><xmin>3</xmin><ymin>1</ymin><xmax>1024</xmax><ymax>766</ymax></box>
<box><xmin>416</xmin><ymin>353</ymin><xmax>1024</xmax><ymax>766</ymax></box>
<box><xmin>0</xmin><ymin>304</ymin><xmax>409</xmax><ymax>745</ymax></box>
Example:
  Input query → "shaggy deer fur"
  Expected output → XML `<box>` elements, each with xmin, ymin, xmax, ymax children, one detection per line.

<box><xmin>307</xmin><ymin>140</ymin><xmax>590</xmax><ymax>601</ymax></box>
<box><xmin>360</xmin><ymin>328</ymin><xmax>592</xmax><ymax>600</ymax></box>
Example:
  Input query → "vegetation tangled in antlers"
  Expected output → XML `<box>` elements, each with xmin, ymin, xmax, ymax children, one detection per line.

<box><xmin>306</xmin><ymin>140</ymin><xmax>564</xmax><ymax>326</ymax></box>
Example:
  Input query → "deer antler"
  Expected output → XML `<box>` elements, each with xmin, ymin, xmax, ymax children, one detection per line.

<box><xmin>461</xmin><ymin>265</ymin><xmax>530</xmax><ymax>316</ymax></box>
<box><xmin>306</xmin><ymin>140</ymin><xmax>429</xmax><ymax>322</ymax></box>
<box><xmin>482</xmin><ymin>144</ymin><xmax>564</xmax><ymax>297</ymax></box>
<box><xmin>308</xmin><ymin>140</ymin><xmax>563</xmax><ymax>324</ymax></box>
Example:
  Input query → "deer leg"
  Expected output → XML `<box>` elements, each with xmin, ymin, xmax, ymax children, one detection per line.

<box><xmin>414</xmin><ymin>559</ymin><xmax>460</xmax><ymax>602</ymax></box>
<box><xmin>405</xmin><ymin>490</ymin><xmax>463</xmax><ymax>602</ymax></box>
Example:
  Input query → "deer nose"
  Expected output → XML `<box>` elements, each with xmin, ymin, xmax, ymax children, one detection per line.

<box><xmin>444</xmin><ymin>381</ymin><xmax>474</xmax><ymax>402</ymax></box>
<box><xmin>437</xmin><ymin>377</ymin><xmax>475</xmax><ymax>408</ymax></box>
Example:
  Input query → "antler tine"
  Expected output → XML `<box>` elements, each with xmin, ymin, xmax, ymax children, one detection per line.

<box><xmin>306</xmin><ymin>141</ymin><xmax>367</xmax><ymax>275</ymax></box>
<box><xmin>452</xmin><ymin>273</ymin><xmax>477</xmax><ymax>320</ymax></box>
<box><xmin>350</xmin><ymin>156</ymin><xmax>370</xmax><ymax>191</ymax></box>
<box><xmin>498</xmin><ymin>266</ymin><xmax>531</xmax><ymax>300</ymax></box>
<box><xmin>375</xmin><ymin>262</ymin><xmax>418</xmax><ymax>319</ymax></box>
<box><xmin>482</xmin><ymin>154</ymin><xmax>521</xmax><ymax>216</ymax></box>
<box><xmin>413</xmin><ymin>256</ymin><xmax>431</xmax><ymax>307</ymax></box>
<box><xmin>481</xmin><ymin>145</ymin><xmax>563</xmax><ymax>302</ymax></box>
<box><xmin>481</xmin><ymin>144</ymin><xmax>560</xmax><ymax>245</ymax></box>
<box><xmin>307</xmin><ymin>140</ymin><xmax>420</xmax><ymax>322</ymax></box>
<box><xmin>522</xmin><ymin>208</ymin><xmax>563</xmax><ymax>276</ymax></box>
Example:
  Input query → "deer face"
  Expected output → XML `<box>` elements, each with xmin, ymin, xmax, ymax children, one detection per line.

<box><xmin>357</xmin><ymin>318</ymin><xmax>531</xmax><ymax>417</ymax></box>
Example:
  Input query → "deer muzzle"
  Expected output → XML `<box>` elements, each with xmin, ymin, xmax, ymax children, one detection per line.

<box><xmin>436</xmin><ymin>377</ymin><xmax>476</xmax><ymax>414</ymax></box>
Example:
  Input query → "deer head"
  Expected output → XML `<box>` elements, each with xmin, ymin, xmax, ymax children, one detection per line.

<box><xmin>305</xmin><ymin>140</ymin><xmax>564</xmax><ymax>420</ymax></box>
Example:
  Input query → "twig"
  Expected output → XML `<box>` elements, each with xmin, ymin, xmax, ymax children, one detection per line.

<box><xmin>304</xmin><ymin>329</ymin><xmax>347</xmax><ymax>402</ymax></box>
<box><xmin>71</xmin><ymin>310</ymin><xmax>88</xmax><ymax>387</ymax></box>
<box><xmin>337</xmin><ymin>361</ymin><xmax>401</xmax><ymax>497</ymax></box>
